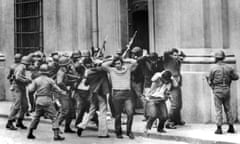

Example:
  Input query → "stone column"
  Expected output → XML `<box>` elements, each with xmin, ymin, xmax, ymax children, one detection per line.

<box><xmin>43</xmin><ymin>0</ymin><xmax>57</xmax><ymax>54</ymax></box>
<box><xmin>228</xmin><ymin>0</ymin><xmax>240</xmax><ymax>122</ymax></box>
<box><xmin>76</xmin><ymin>0</ymin><xmax>92</xmax><ymax>51</ymax></box>
<box><xmin>98</xmin><ymin>0</ymin><xmax>122</xmax><ymax>55</ymax></box>
<box><xmin>0</xmin><ymin>0</ymin><xmax>14</xmax><ymax>100</ymax></box>
<box><xmin>44</xmin><ymin>0</ymin><xmax>92</xmax><ymax>53</ymax></box>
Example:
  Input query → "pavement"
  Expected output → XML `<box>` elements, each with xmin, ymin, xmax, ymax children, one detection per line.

<box><xmin>1</xmin><ymin>101</ymin><xmax>240</xmax><ymax>144</ymax></box>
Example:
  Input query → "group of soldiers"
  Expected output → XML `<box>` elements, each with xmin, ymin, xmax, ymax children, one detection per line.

<box><xmin>5</xmin><ymin>45</ymin><xmax>237</xmax><ymax>141</ymax></box>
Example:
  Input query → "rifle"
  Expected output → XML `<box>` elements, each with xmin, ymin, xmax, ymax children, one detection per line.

<box><xmin>95</xmin><ymin>35</ymin><xmax>108</xmax><ymax>58</ymax></box>
<box><xmin>122</xmin><ymin>31</ymin><xmax>138</xmax><ymax>58</ymax></box>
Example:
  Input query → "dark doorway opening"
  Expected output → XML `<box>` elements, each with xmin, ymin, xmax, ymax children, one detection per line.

<box><xmin>131</xmin><ymin>10</ymin><xmax>149</xmax><ymax>52</ymax></box>
<box><xmin>128</xmin><ymin>1</ymin><xmax>149</xmax><ymax>111</ymax></box>
<box><xmin>128</xmin><ymin>0</ymin><xmax>149</xmax><ymax>52</ymax></box>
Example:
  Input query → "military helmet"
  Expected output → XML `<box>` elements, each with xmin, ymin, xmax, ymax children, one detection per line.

<box><xmin>14</xmin><ymin>53</ymin><xmax>22</xmax><ymax>62</ymax></box>
<box><xmin>214</xmin><ymin>50</ymin><xmax>225</xmax><ymax>59</ymax></box>
<box><xmin>21</xmin><ymin>56</ymin><xmax>32</xmax><ymax>65</ymax></box>
<box><xmin>58</xmin><ymin>56</ymin><xmax>71</xmax><ymax>66</ymax></box>
<box><xmin>39</xmin><ymin>64</ymin><xmax>49</xmax><ymax>74</ymax></box>
<box><xmin>71</xmin><ymin>51</ymin><xmax>81</xmax><ymax>59</ymax></box>
<box><xmin>81</xmin><ymin>50</ymin><xmax>91</xmax><ymax>57</ymax></box>
<box><xmin>46</xmin><ymin>57</ymin><xmax>54</xmax><ymax>63</ymax></box>
<box><xmin>131</xmin><ymin>46</ymin><xmax>142</xmax><ymax>53</ymax></box>
<box><xmin>52</xmin><ymin>54</ymin><xmax>59</xmax><ymax>62</ymax></box>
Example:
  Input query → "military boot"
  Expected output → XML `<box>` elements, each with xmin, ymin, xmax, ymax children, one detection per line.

<box><xmin>6</xmin><ymin>120</ymin><xmax>17</xmax><ymax>130</ymax></box>
<box><xmin>227</xmin><ymin>125</ymin><xmax>235</xmax><ymax>133</ymax></box>
<box><xmin>53</xmin><ymin>129</ymin><xmax>65</xmax><ymax>141</ymax></box>
<box><xmin>214</xmin><ymin>126</ymin><xmax>223</xmax><ymax>134</ymax></box>
<box><xmin>27</xmin><ymin>128</ymin><xmax>35</xmax><ymax>139</ymax></box>
<box><xmin>16</xmin><ymin>119</ymin><xmax>27</xmax><ymax>129</ymax></box>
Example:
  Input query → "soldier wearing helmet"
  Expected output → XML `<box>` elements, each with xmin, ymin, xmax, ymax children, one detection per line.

<box><xmin>207</xmin><ymin>50</ymin><xmax>239</xmax><ymax>134</ymax></box>
<box><xmin>56</xmin><ymin>56</ymin><xmax>79</xmax><ymax>133</ymax></box>
<box><xmin>6</xmin><ymin>55</ymin><xmax>32</xmax><ymax>131</ymax></box>
<box><xmin>131</xmin><ymin>46</ymin><xmax>143</xmax><ymax>59</ymax></box>
<box><xmin>7</xmin><ymin>53</ymin><xmax>22</xmax><ymax>86</ymax></box>
<box><xmin>81</xmin><ymin>50</ymin><xmax>91</xmax><ymax>58</ymax></box>
<box><xmin>71</xmin><ymin>51</ymin><xmax>81</xmax><ymax>63</ymax></box>
<box><xmin>214</xmin><ymin>50</ymin><xmax>225</xmax><ymax>60</ymax></box>
<box><xmin>27</xmin><ymin>64</ymin><xmax>66</xmax><ymax>140</ymax></box>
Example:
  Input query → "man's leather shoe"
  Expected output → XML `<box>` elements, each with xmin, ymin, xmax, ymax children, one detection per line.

<box><xmin>227</xmin><ymin>125</ymin><xmax>235</xmax><ymax>133</ymax></box>
<box><xmin>116</xmin><ymin>134</ymin><xmax>123</xmax><ymax>139</ymax></box>
<box><xmin>176</xmin><ymin>121</ymin><xmax>185</xmax><ymax>126</ymax></box>
<box><xmin>64</xmin><ymin>128</ymin><xmax>76</xmax><ymax>133</ymax></box>
<box><xmin>77</xmin><ymin>128</ymin><xmax>83</xmax><ymax>136</ymax></box>
<box><xmin>157</xmin><ymin>129</ymin><xmax>166</xmax><ymax>133</ymax></box>
<box><xmin>127</xmin><ymin>132</ymin><xmax>135</xmax><ymax>139</ymax></box>
<box><xmin>215</xmin><ymin>126</ymin><xmax>223</xmax><ymax>134</ymax></box>
<box><xmin>166</xmin><ymin>124</ymin><xmax>177</xmax><ymax>129</ymax></box>
<box><xmin>98</xmin><ymin>135</ymin><xmax>110</xmax><ymax>138</ymax></box>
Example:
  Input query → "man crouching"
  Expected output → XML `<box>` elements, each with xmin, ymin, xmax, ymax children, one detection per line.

<box><xmin>27</xmin><ymin>64</ymin><xmax>67</xmax><ymax>140</ymax></box>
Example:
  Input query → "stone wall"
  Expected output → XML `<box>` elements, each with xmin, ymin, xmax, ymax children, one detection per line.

<box><xmin>148</xmin><ymin>0</ymin><xmax>240</xmax><ymax>123</ymax></box>
<box><xmin>0</xmin><ymin>0</ymin><xmax>14</xmax><ymax>100</ymax></box>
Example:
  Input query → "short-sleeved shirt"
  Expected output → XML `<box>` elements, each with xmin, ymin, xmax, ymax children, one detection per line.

<box><xmin>105</xmin><ymin>63</ymin><xmax>132</xmax><ymax>90</ymax></box>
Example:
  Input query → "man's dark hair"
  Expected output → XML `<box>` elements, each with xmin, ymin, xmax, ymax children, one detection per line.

<box><xmin>162</xmin><ymin>70</ymin><xmax>172</xmax><ymax>81</ymax></box>
<box><xmin>83</xmin><ymin>57</ymin><xmax>93</xmax><ymax>66</ymax></box>
<box><xmin>149</xmin><ymin>52</ymin><xmax>158</xmax><ymax>60</ymax></box>
<box><xmin>112</xmin><ymin>56</ymin><xmax>123</xmax><ymax>66</ymax></box>
<box><xmin>170</xmin><ymin>48</ymin><xmax>179</xmax><ymax>55</ymax></box>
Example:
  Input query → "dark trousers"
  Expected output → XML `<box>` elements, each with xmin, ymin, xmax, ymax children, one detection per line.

<box><xmin>168</xmin><ymin>87</ymin><xmax>182</xmax><ymax>124</ymax></box>
<box><xmin>75</xmin><ymin>90</ymin><xmax>90</xmax><ymax>126</ymax></box>
<box><xmin>112</xmin><ymin>90</ymin><xmax>134</xmax><ymax>135</ymax></box>
<box><xmin>145</xmin><ymin>101</ymin><xmax>168</xmax><ymax>130</ymax></box>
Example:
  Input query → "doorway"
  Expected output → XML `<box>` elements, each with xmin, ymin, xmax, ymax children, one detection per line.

<box><xmin>128</xmin><ymin>0</ymin><xmax>149</xmax><ymax>52</ymax></box>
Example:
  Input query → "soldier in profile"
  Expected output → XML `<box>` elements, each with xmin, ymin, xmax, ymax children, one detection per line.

<box><xmin>206</xmin><ymin>50</ymin><xmax>239</xmax><ymax>134</ymax></box>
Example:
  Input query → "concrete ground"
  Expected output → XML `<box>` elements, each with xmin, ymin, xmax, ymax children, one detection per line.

<box><xmin>1</xmin><ymin>101</ymin><xmax>240</xmax><ymax>144</ymax></box>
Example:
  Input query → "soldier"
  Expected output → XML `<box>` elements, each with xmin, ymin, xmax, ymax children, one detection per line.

<box><xmin>56</xmin><ymin>56</ymin><xmax>78</xmax><ymax>133</ymax></box>
<box><xmin>27</xmin><ymin>64</ymin><xmax>66</xmax><ymax>140</ymax></box>
<box><xmin>206</xmin><ymin>50</ymin><xmax>239</xmax><ymax>134</ymax></box>
<box><xmin>6</xmin><ymin>56</ymin><xmax>32</xmax><ymax>130</ymax></box>
<box><xmin>7</xmin><ymin>53</ymin><xmax>22</xmax><ymax>87</ymax></box>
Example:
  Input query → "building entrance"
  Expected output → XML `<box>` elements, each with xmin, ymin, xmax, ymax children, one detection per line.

<box><xmin>128</xmin><ymin>0</ymin><xmax>149</xmax><ymax>52</ymax></box>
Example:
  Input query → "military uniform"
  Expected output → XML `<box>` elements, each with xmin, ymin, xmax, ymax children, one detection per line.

<box><xmin>208</xmin><ymin>62</ymin><xmax>238</xmax><ymax>127</ymax></box>
<box><xmin>56</xmin><ymin>57</ymin><xmax>78</xmax><ymax>133</ymax></box>
<box><xmin>27</xmin><ymin>64</ymin><xmax>66</xmax><ymax>140</ymax></box>
<box><xmin>6</xmin><ymin>58</ymin><xmax>31</xmax><ymax>130</ymax></box>
<box><xmin>207</xmin><ymin>50</ymin><xmax>239</xmax><ymax>134</ymax></box>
